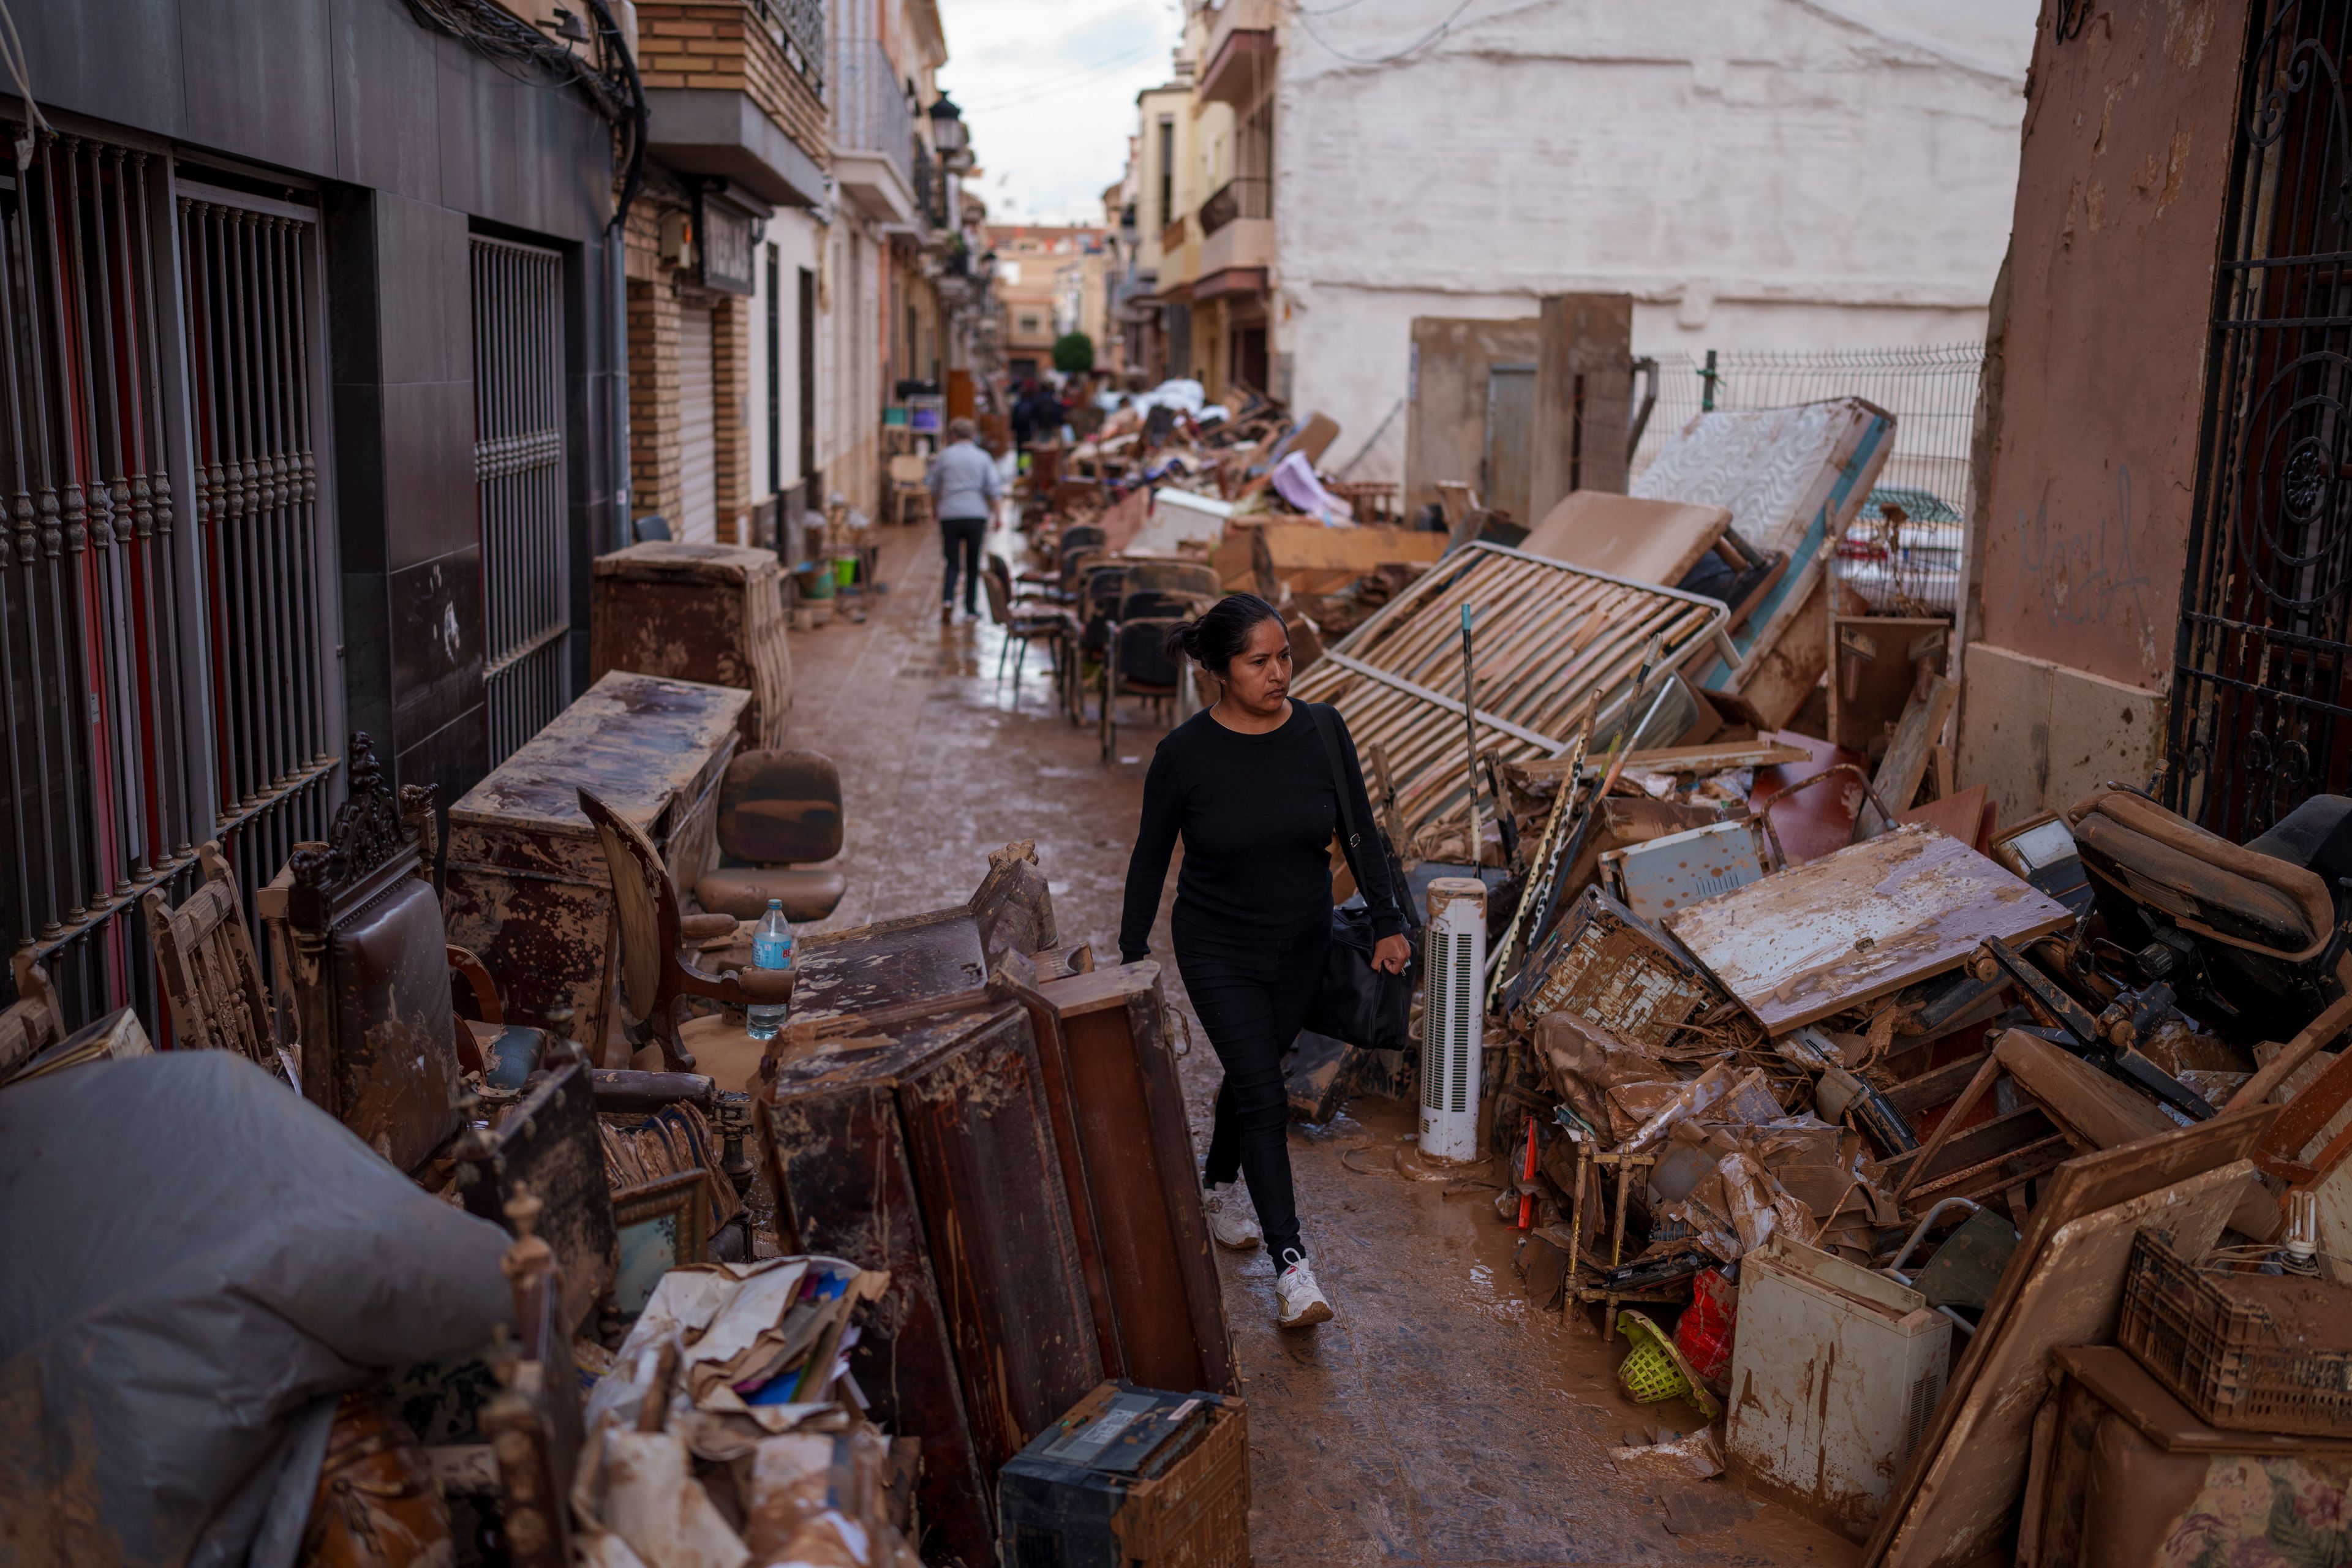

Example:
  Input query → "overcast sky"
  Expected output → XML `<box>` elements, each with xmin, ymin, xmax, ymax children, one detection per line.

<box><xmin>937</xmin><ymin>0</ymin><xmax>1183</xmax><ymax>226</ymax></box>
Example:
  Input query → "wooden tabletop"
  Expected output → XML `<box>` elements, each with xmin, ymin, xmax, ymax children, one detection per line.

<box><xmin>448</xmin><ymin>671</ymin><xmax>750</xmax><ymax>839</ymax></box>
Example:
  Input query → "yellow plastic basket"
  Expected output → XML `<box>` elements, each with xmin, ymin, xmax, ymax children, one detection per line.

<box><xmin>1617</xmin><ymin>1311</ymin><xmax>1695</xmax><ymax>1405</ymax></box>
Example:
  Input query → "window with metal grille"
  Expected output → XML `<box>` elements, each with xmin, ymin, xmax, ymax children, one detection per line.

<box><xmin>470</xmin><ymin>235</ymin><xmax>571</xmax><ymax>766</ymax></box>
<box><xmin>2167</xmin><ymin>0</ymin><xmax>2352</xmax><ymax>839</ymax></box>
<box><xmin>0</xmin><ymin>124</ymin><xmax>339</xmax><ymax>1028</ymax></box>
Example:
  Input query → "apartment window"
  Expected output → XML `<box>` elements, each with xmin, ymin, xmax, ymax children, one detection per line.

<box><xmin>0</xmin><ymin>129</ymin><xmax>341</xmax><ymax>1026</ymax></box>
<box><xmin>1158</xmin><ymin>117</ymin><xmax>1174</xmax><ymax>230</ymax></box>
<box><xmin>1020</xmin><ymin>314</ymin><xmax>1041</xmax><ymax>334</ymax></box>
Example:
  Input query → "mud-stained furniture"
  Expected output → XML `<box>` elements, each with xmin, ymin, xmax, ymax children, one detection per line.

<box><xmin>781</xmin><ymin>841</ymin><xmax>1057</xmax><ymax>1040</ymax></box>
<box><xmin>756</xmin><ymin>997</ymin><xmax>1100</xmax><ymax>1568</ymax></box>
<box><xmin>443</xmin><ymin>673</ymin><xmax>749</xmax><ymax>1046</ymax></box>
<box><xmin>990</xmin><ymin>957</ymin><xmax>1236</xmax><ymax>1396</ymax></box>
<box><xmin>576</xmin><ymin>785</ymin><xmax>793</xmax><ymax>1075</ymax></box>
<box><xmin>589</xmin><ymin>541</ymin><xmax>792</xmax><ymax>752</ymax></box>
<box><xmin>144</xmin><ymin>840</ymin><xmax>282</xmax><ymax>1069</ymax></box>
<box><xmin>692</xmin><ymin>749</ymin><xmax>850</xmax><ymax>922</ymax></box>
<box><xmin>0</xmin><ymin>952</ymin><xmax>66</xmax><ymax>1083</ymax></box>
<box><xmin>281</xmin><ymin>737</ymin><xmax>467</xmax><ymax>1175</ymax></box>
<box><xmin>456</xmin><ymin>1058</ymin><xmax>617</xmax><ymax>1335</ymax></box>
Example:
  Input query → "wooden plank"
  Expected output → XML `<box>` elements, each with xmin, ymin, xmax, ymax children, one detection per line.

<box><xmin>1860</xmin><ymin>675</ymin><xmax>1959</xmax><ymax>834</ymax></box>
<box><xmin>1254</xmin><ymin>521</ymin><xmax>1447</xmax><ymax>575</ymax></box>
<box><xmin>1666</xmin><ymin>823</ymin><xmax>2074</xmax><ymax>1033</ymax></box>
<box><xmin>1994</xmin><ymin>1029</ymin><xmax>2173</xmax><ymax>1149</ymax></box>
<box><xmin>1870</xmin><ymin>1161</ymin><xmax>2258</xmax><ymax>1568</ymax></box>
<box><xmin>2227</xmin><ymin>989</ymin><xmax>2352</xmax><ymax>1111</ymax></box>
<box><xmin>1880</xmin><ymin>1047</ymin><xmax>1994</xmax><ymax>1119</ymax></box>
<box><xmin>1861</xmin><ymin>1107</ymin><xmax>2280</xmax><ymax>1568</ymax></box>
<box><xmin>1508</xmin><ymin>741</ymin><xmax>1810</xmax><ymax>781</ymax></box>
<box><xmin>1895</xmin><ymin>782</ymin><xmax>1987</xmax><ymax>849</ymax></box>
<box><xmin>1518</xmin><ymin>491</ymin><xmax>1731</xmax><ymax>587</ymax></box>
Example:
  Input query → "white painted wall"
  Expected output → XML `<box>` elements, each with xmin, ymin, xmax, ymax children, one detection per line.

<box><xmin>1275</xmin><ymin>0</ymin><xmax>2038</xmax><ymax>480</ymax></box>
<box><xmin>747</xmin><ymin>209</ymin><xmax>824</xmax><ymax>505</ymax></box>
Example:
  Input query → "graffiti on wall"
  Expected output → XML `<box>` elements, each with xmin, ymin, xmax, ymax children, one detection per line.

<box><xmin>2016</xmin><ymin>463</ymin><xmax>2161</xmax><ymax>672</ymax></box>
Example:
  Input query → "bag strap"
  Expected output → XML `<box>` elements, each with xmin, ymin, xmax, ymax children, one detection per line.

<box><xmin>1307</xmin><ymin>702</ymin><xmax>1370</xmax><ymax>889</ymax></box>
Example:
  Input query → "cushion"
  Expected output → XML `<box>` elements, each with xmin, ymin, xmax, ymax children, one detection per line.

<box><xmin>2066</xmin><ymin>790</ymin><xmax>2334</xmax><ymax>957</ymax></box>
<box><xmin>696</xmin><ymin>867</ymin><xmax>847</xmax><ymax>922</ymax></box>
<box><xmin>717</xmin><ymin>749</ymin><xmax>844</xmax><ymax>864</ymax></box>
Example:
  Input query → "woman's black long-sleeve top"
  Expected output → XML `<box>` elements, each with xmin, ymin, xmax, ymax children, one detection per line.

<box><xmin>1118</xmin><ymin>701</ymin><xmax>1405</xmax><ymax>965</ymax></box>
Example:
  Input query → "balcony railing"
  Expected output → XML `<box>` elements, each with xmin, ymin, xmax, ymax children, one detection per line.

<box><xmin>834</xmin><ymin>36</ymin><xmax>913</xmax><ymax>186</ymax></box>
<box><xmin>748</xmin><ymin>0</ymin><xmax>826</xmax><ymax>90</ymax></box>
<box><xmin>1198</xmin><ymin>175</ymin><xmax>1268</xmax><ymax>237</ymax></box>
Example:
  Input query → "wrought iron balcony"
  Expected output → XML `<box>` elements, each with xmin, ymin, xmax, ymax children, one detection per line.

<box><xmin>747</xmin><ymin>0</ymin><xmax>825</xmax><ymax>91</ymax></box>
<box><xmin>1198</xmin><ymin>175</ymin><xmax>1268</xmax><ymax>237</ymax></box>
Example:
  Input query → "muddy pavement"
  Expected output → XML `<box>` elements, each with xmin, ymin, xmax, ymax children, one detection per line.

<box><xmin>786</xmin><ymin>527</ymin><xmax>1856</xmax><ymax>1568</ymax></box>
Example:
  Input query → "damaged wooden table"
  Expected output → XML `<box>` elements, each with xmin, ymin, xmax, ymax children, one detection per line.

<box><xmin>443</xmin><ymin>672</ymin><xmax>749</xmax><ymax>1049</ymax></box>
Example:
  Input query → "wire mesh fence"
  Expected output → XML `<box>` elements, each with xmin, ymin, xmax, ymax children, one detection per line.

<box><xmin>1630</xmin><ymin>342</ymin><xmax>1986</xmax><ymax>524</ymax></box>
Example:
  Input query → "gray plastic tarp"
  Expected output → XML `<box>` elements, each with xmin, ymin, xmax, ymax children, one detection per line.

<box><xmin>0</xmin><ymin>1050</ymin><xmax>514</xmax><ymax>1568</ymax></box>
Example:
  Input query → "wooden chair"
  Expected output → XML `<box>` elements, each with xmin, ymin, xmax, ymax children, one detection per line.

<box><xmin>277</xmin><ymin>737</ymin><xmax>472</xmax><ymax>1174</ymax></box>
<box><xmin>577</xmin><ymin>785</ymin><xmax>794</xmax><ymax>1078</ymax></box>
<box><xmin>1101</xmin><ymin>592</ymin><xmax>1204</xmax><ymax>762</ymax></box>
<box><xmin>984</xmin><ymin>556</ymin><xmax>1076</xmax><ymax>715</ymax></box>
<box><xmin>888</xmin><ymin>453</ymin><xmax>933</xmax><ymax>527</ymax></box>
<box><xmin>0</xmin><ymin>952</ymin><xmax>65</xmax><ymax>1083</ymax></box>
<box><xmin>144</xmin><ymin>841</ymin><xmax>282</xmax><ymax>1069</ymax></box>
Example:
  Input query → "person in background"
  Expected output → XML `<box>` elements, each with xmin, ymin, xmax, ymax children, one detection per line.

<box><xmin>926</xmin><ymin>417</ymin><xmax>1000</xmax><ymax>626</ymax></box>
<box><xmin>1008</xmin><ymin>380</ymin><xmax>1039</xmax><ymax>449</ymax></box>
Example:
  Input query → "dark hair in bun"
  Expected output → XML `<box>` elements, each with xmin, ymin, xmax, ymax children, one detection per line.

<box><xmin>1164</xmin><ymin>591</ymin><xmax>1284</xmax><ymax>675</ymax></box>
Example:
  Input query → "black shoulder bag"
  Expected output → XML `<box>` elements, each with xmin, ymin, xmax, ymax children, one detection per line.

<box><xmin>1304</xmin><ymin>704</ymin><xmax>1420</xmax><ymax>1050</ymax></box>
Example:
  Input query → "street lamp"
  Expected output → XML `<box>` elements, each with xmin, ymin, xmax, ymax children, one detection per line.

<box><xmin>927</xmin><ymin>92</ymin><xmax>967</xmax><ymax>156</ymax></box>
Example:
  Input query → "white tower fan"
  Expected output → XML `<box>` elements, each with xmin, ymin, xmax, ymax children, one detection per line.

<box><xmin>1419</xmin><ymin>877</ymin><xmax>1487</xmax><ymax>1161</ymax></box>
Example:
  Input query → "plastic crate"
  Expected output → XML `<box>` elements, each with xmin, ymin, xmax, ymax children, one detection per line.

<box><xmin>998</xmin><ymin>1382</ymin><xmax>1250</xmax><ymax>1568</ymax></box>
<box><xmin>2116</xmin><ymin>1229</ymin><xmax>2352</xmax><ymax>1438</ymax></box>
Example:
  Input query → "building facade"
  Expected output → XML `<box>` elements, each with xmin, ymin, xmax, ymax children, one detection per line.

<box><xmin>1120</xmin><ymin>0</ymin><xmax>2037</xmax><ymax>463</ymax></box>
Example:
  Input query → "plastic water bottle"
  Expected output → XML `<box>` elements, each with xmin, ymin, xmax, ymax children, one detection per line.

<box><xmin>746</xmin><ymin>899</ymin><xmax>794</xmax><ymax>1041</ymax></box>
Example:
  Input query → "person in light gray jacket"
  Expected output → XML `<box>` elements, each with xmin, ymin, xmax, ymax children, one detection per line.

<box><xmin>926</xmin><ymin>418</ymin><xmax>1001</xmax><ymax>624</ymax></box>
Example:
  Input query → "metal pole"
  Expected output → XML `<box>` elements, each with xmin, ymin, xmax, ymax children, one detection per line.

<box><xmin>1459</xmin><ymin>603</ymin><xmax>1480</xmax><ymax>869</ymax></box>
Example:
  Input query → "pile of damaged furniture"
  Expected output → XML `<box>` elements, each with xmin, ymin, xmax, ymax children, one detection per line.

<box><xmin>993</xmin><ymin>382</ymin><xmax>1452</xmax><ymax>751</ymax></box>
<box><xmin>1285</xmin><ymin>390</ymin><xmax>2352</xmax><ymax>1564</ymax></box>
<box><xmin>3</xmin><ymin>531</ymin><xmax>1093</xmax><ymax>1567</ymax></box>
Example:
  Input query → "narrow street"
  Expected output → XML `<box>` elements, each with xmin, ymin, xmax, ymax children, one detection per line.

<box><xmin>790</xmin><ymin>524</ymin><xmax>1855</xmax><ymax>1568</ymax></box>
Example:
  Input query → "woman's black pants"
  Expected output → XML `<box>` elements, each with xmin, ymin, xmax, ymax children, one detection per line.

<box><xmin>1175</xmin><ymin>915</ymin><xmax>1330</xmax><ymax>1267</ymax></box>
<box><xmin>940</xmin><ymin>514</ymin><xmax>987</xmax><ymax>613</ymax></box>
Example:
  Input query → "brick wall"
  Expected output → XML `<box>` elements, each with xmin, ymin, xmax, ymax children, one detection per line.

<box><xmin>635</xmin><ymin>2</ymin><xmax>829</xmax><ymax>173</ymax></box>
<box><xmin>712</xmin><ymin>293</ymin><xmax>748</xmax><ymax>545</ymax></box>
<box><xmin>627</xmin><ymin>274</ymin><xmax>682</xmax><ymax>527</ymax></box>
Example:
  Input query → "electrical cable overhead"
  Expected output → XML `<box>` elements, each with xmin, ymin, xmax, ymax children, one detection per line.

<box><xmin>1292</xmin><ymin>0</ymin><xmax>1479</xmax><ymax>66</ymax></box>
<box><xmin>957</xmin><ymin>40</ymin><xmax>1167</xmax><ymax>113</ymax></box>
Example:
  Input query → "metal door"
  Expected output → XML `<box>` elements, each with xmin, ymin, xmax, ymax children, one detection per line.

<box><xmin>2168</xmin><ymin>0</ymin><xmax>2352</xmax><ymax>836</ymax></box>
<box><xmin>0</xmin><ymin>123</ymin><xmax>339</xmax><ymax>1029</ymax></box>
<box><xmin>1483</xmin><ymin>362</ymin><xmax>1536</xmax><ymax>523</ymax></box>
<box><xmin>471</xmin><ymin>235</ymin><xmax>570</xmax><ymax>766</ymax></box>
<box><xmin>676</xmin><ymin>301</ymin><xmax>717</xmax><ymax>543</ymax></box>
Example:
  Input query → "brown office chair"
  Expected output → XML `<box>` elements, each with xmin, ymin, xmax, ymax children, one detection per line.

<box><xmin>578</xmin><ymin>785</ymin><xmax>794</xmax><ymax>1077</ymax></box>
<box><xmin>693</xmin><ymin>750</ymin><xmax>850</xmax><ymax>922</ymax></box>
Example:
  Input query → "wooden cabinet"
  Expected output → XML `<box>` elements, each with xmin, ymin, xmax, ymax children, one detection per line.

<box><xmin>589</xmin><ymin>541</ymin><xmax>792</xmax><ymax>750</ymax></box>
<box><xmin>758</xmin><ymin>1000</ymin><xmax>1101</xmax><ymax>1568</ymax></box>
<box><xmin>443</xmin><ymin>673</ymin><xmax>747</xmax><ymax>1042</ymax></box>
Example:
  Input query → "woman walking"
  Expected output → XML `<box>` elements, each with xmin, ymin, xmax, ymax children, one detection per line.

<box><xmin>926</xmin><ymin>417</ymin><xmax>1000</xmax><ymax>624</ymax></box>
<box><xmin>1118</xmin><ymin>593</ymin><xmax>1409</xmax><ymax>1329</ymax></box>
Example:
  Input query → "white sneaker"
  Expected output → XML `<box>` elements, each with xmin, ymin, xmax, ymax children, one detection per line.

<box><xmin>1276</xmin><ymin>1257</ymin><xmax>1334</xmax><ymax>1329</ymax></box>
<box><xmin>1204</xmin><ymin>1186</ymin><xmax>1262</xmax><ymax>1251</ymax></box>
